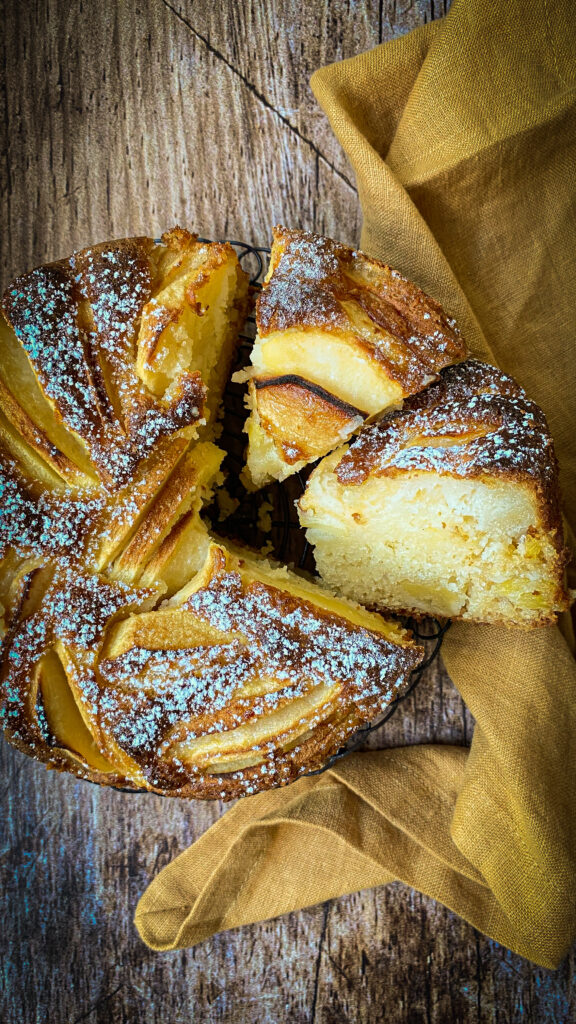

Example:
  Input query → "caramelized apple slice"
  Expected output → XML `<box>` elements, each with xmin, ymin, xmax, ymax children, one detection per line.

<box><xmin>245</xmin><ymin>376</ymin><xmax>365</xmax><ymax>486</ymax></box>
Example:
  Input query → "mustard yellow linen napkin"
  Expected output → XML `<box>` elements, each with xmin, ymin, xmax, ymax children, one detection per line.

<box><xmin>136</xmin><ymin>0</ymin><xmax>576</xmax><ymax>967</ymax></box>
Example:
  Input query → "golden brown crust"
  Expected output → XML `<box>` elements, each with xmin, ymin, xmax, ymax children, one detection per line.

<box><xmin>0</xmin><ymin>562</ymin><xmax>154</xmax><ymax>787</ymax></box>
<box><xmin>336</xmin><ymin>360</ymin><xmax>565</xmax><ymax>540</ymax></box>
<box><xmin>0</xmin><ymin>231</ymin><xmax>424</xmax><ymax>799</ymax></box>
<box><xmin>257</xmin><ymin>226</ymin><xmax>467</xmax><ymax>392</ymax></box>
<box><xmin>0</xmin><ymin>447</ymin><xmax>103</xmax><ymax>563</ymax></box>
<box><xmin>0</xmin><ymin>230</ymin><xmax>247</xmax><ymax>573</ymax></box>
<box><xmin>2</xmin><ymin>233</ymin><xmax>206</xmax><ymax>492</ymax></box>
<box><xmin>307</xmin><ymin>360</ymin><xmax>571</xmax><ymax>625</ymax></box>
<box><xmin>240</xmin><ymin>226</ymin><xmax>469</xmax><ymax>487</ymax></box>
<box><xmin>0</xmin><ymin>545</ymin><xmax>422</xmax><ymax>799</ymax></box>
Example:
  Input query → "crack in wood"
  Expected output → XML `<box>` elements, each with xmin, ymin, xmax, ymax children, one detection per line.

<box><xmin>310</xmin><ymin>902</ymin><xmax>331</xmax><ymax>1022</ymax></box>
<box><xmin>476</xmin><ymin>931</ymin><xmax>483</xmax><ymax>1021</ymax></box>
<box><xmin>71</xmin><ymin>983</ymin><xmax>124</xmax><ymax>1024</ymax></box>
<box><xmin>157</xmin><ymin>0</ymin><xmax>358</xmax><ymax>193</ymax></box>
<box><xmin>327</xmin><ymin>950</ymin><xmax>354</xmax><ymax>986</ymax></box>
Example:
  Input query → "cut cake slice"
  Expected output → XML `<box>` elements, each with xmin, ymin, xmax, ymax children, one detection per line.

<box><xmin>299</xmin><ymin>361</ymin><xmax>571</xmax><ymax>627</ymax></box>
<box><xmin>235</xmin><ymin>226</ymin><xmax>467</xmax><ymax>488</ymax></box>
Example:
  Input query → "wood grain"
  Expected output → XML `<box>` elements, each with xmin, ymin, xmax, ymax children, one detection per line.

<box><xmin>1</xmin><ymin>1</ymin><xmax>575</xmax><ymax>1021</ymax></box>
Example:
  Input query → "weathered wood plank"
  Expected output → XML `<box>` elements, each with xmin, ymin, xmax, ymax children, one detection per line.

<box><xmin>1</xmin><ymin>0</ymin><xmax>364</xmax><ymax>280</ymax></box>
<box><xmin>1</xmin><ymin>0</ymin><xmax>574</xmax><ymax>1021</ymax></box>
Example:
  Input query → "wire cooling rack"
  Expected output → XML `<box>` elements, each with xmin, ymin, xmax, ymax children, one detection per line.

<box><xmin>202</xmin><ymin>239</ymin><xmax>450</xmax><ymax>773</ymax></box>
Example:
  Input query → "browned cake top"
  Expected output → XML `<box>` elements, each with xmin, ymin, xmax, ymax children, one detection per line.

<box><xmin>0</xmin><ymin>464</ymin><xmax>102</xmax><ymax>561</ymax></box>
<box><xmin>0</xmin><ymin>547</ymin><xmax>422</xmax><ymax>799</ymax></box>
<box><xmin>0</xmin><ymin>230</ymin><xmax>238</xmax><ymax>568</ymax></box>
<box><xmin>99</xmin><ymin>553</ymin><xmax>419</xmax><ymax>790</ymax></box>
<box><xmin>0</xmin><ymin>561</ymin><xmax>150</xmax><ymax>772</ymax></box>
<box><xmin>257</xmin><ymin>226</ymin><xmax>467</xmax><ymax>389</ymax></box>
<box><xmin>336</xmin><ymin>360</ymin><xmax>561</xmax><ymax>521</ymax></box>
<box><xmin>2</xmin><ymin>232</ymin><xmax>206</xmax><ymax>493</ymax></box>
<box><xmin>0</xmin><ymin>229</ymin><xmax>429</xmax><ymax>800</ymax></box>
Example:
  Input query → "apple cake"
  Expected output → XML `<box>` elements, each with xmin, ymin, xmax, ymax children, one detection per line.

<box><xmin>0</xmin><ymin>542</ymin><xmax>422</xmax><ymax>798</ymax></box>
<box><xmin>0</xmin><ymin>229</ymin><xmax>248</xmax><ymax>568</ymax></box>
<box><xmin>299</xmin><ymin>360</ymin><xmax>571</xmax><ymax>626</ymax></box>
<box><xmin>235</xmin><ymin>226</ymin><xmax>468</xmax><ymax>488</ymax></box>
<box><xmin>0</xmin><ymin>229</ymin><xmax>424</xmax><ymax>797</ymax></box>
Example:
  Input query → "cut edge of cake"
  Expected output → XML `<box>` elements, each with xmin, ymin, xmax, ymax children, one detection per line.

<box><xmin>235</xmin><ymin>226</ymin><xmax>468</xmax><ymax>489</ymax></box>
<box><xmin>299</xmin><ymin>360</ymin><xmax>571</xmax><ymax>628</ymax></box>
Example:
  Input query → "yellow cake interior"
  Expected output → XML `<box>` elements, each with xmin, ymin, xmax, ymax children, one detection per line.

<box><xmin>300</xmin><ymin>455</ymin><xmax>565</xmax><ymax>624</ymax></box>
<box><xmin>248</xmin><ymin>327</ymin><xmax>405</xmax><ymax>416</ymax></box>
<box><xmin>236</xmin><ymin>226</ymin><xmax>467</xmax><ymax>489</ymax></box>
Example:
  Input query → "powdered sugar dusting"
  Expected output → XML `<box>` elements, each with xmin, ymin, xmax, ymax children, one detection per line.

<box><xmin>93</xmin><ymin>557</ymin><xmax>420</xmax><ymax>792</ymax></box>
<box><xmin>0</xmin><ymin>458</ymin><xmax>104</xmax><ymax>561</ymax></box>
<box><xmin>2</xmin><ymin>238</ymin><xmax>205</xmax><ymax>491</ymax></box>
<box><xmin>0</xmin><ymin>562</ymin><xmax>149</xmax><ymax>756</ymax></box>
<box><xmin>337</xmin><ymin>360</ymin><xmax>558</xmax><ymax>492</ymax></box>
<box><xmin>0</xmin><ymin>230</ymin><xmax>426</xmax><ymax>800</ymax></box>
<box><xmin>257</xmin><ymin>227</ymin><xmax>466</xmax><ymax>393</ymax></box>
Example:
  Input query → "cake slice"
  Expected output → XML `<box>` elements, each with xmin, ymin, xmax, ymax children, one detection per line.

<box><xmin>235</xmin><ymin>227</ymin><xmax>467</xmax><ymax>488</ymax></box>
<box><xmin>299</xmin><ymin>361</ymin><xmax>571</xmax><ymax>627</ymax></box>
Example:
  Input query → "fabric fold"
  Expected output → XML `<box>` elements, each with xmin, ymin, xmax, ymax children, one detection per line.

<box><xmin>136</xmin><ymin>0</ymin><xmax>576</xmax><ymax>968</ymax></box>
<box><xmin>136</xmin><ymin>746</ymin><xmax>574</xmax><ymax>966</ymax></box>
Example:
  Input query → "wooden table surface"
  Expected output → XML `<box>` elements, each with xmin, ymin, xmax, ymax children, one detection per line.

<box><xmin>1</xmin><ymin>1</ymin><xmax>575</xmax><ymax>1021</ymax></box>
